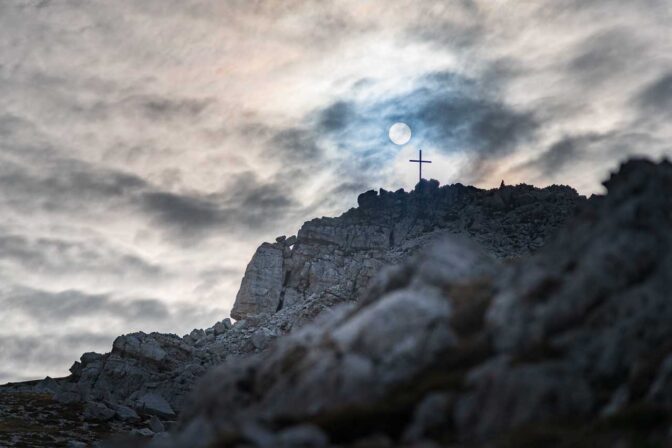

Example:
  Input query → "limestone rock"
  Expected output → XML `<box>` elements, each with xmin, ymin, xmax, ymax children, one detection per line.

<box><xmin>83</xmin><ymin>401</ymin><xmax>115</xmax><ymax>421</ymax></box>
<box><xmin>149</xmin><ymin>415</ymin><xmax>166</xmax><ymax>433</ymax></box>
<box><xmin>212</xmin><ymin>318</ymin><xmax>232</xmax><ymax>336</ymax></box>
<box><xmin>113</xmin><ymin>403</ymin><xmax>141</xmax><ymax>422</ymax></box>
<box><xmin>66</xmin><ymin>441</ymin><xmax>87</xmax><ymax>448</ymax></box>
<box><xmin>231</xmin><ymin>179</ymin><xmax>583</xmax><ymax>321</ymax></box>
<box><xmin>137</xmin><ymin>393</ymin><xmax>176</xmax><ymax>418</ymax></box>
<box><xmin>231</xmin><ymin>242</ymin><xmax>285</xmax><ymax>319</ymax></box>
<box><xmin>132</xmin><ymin>427</ymin><xmax>155</xmax><ymax>437</ymax></box>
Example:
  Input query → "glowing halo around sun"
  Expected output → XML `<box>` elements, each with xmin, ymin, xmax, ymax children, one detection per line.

<box><xmin>388</xmin><ymin>122</ymin><xmax>412</xmax><ymax>145</ymax></box>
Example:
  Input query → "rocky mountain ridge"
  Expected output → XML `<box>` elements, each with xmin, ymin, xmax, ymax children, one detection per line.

<box><xmin>146</xmin><ymin>158</ymin><xmax>672</xmax><ymax>447</ymax></box>
<box><xmin>231</xmin><ymin>179</ymin><xmax>582</xmax><ymax>319</ymax></box>
<box><xmin>0</xmin><ymin>178</ymin><xmax>586</xmax><ymax>446</ymax></box>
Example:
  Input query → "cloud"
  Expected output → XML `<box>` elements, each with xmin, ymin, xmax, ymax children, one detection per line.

<box><xmin>140</xmin><ymin>192</ymin><xmax>226</xmax><ymax>236</ymax></box>
<box><xmin>0</xmin><ymin>333</ymin><xmax>118</xmax><ymax>384</ymax></box>
<box><xmin>288</xmin><ymin>69</ymin><xmax>539</xmax><ymax>187</ymax></box>
<box><xmin>637</xmin><ymin>72</ymin><xmax>672</xmax><ymax>116</ymax></box>
<box><xmin>2</xmin><ymin>288</ymin><xmax>170</xmax><ymax>322</ymax></box>
<box><xmin>567</xmin><ymin>28</ymin><xmax>643</xmax><ymax>86</ymax></box>
<box><xmin>317</xmin><ymin>101</ymin><xmax>356</xmax><ymax>133</ymax></box>
<box><xmin>522</xmin><ymin>133</ymin><xmax>605</xmax><ymax>176</ymax></box>
<box><xmin>0</xmin><ymin>234</ymin><xmax>165</xmax><ymax>279</ymax></box>
<box><xmin>266</xmin><ymin>127</ymin><xmax>324</xmax><ymax>164</ymax></box>
<box><xmin>0</xmin><ymin>285</ymin><xmax>229</xmax><ymax>382</ymax></box>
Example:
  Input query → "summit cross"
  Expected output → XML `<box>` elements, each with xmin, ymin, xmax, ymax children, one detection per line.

<box><xmin>409</xmin><ymin>149</ymin><xmax>432</xmax><ymax>182</ymax></box>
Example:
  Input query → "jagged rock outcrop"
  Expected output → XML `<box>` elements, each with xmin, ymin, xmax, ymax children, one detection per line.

<box><xmin>153</xmin><ymin>159</ymin><xmax>672</xmax><ymax>447</ymax></box>
<box><xmin>231</xmin><ymin>179</ymin><xmax>583</xmax><ymax>320</ymax></box>
<box><xmin>0</xmin><ymin>178</ymin><xmax>586</xmax><ymax>446</ymax></box>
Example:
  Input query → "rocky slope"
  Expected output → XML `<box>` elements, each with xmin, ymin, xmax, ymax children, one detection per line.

<box><xmin>0</xmin><ymin>179</ymin><xmax>585</xmax><ymax>446</ymax></box>
<box><xmin>136</xmin><ymin>159</ymin><xmax>672</xmax><ymax>448</ymax></box>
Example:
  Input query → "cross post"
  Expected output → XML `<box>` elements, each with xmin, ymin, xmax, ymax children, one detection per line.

<box><xmin>409</xmin><ymin>149</ymin><xmax>432</xmax><ymax>183</ymax></box>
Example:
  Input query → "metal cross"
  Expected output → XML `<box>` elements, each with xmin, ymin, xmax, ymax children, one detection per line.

<box><xmin>409</xmin><ymin>149</ymin><xmax>432</xmax><ymax>182</ymax></box>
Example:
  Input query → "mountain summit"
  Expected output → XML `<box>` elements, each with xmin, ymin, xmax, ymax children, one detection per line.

<box><xmin>6</xmin><ymin>162</ymin><xmax>671</xmax><ymax>447</ymax></box>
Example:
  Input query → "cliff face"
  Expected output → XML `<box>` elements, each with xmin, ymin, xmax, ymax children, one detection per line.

<box><xmin>163</xmin><ymin>159</ymin><xmax>672</xmax><ymax>448</ymax></box>
<box><xmin>231</xmin><ymin>179</ymin><xmax>583</xmax><ymax>320</ymax></box>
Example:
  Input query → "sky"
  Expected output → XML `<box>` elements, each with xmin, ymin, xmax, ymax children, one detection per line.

<box><xmin>1</xmin><ymin>0</ymin><xmax>671</xmax><ymax>383</ymax></box>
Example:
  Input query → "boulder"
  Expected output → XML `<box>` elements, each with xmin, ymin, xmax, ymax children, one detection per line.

<box><xmin>113</xmin><ymin>334</ymin><xmax>167</xmax><ymax>363</ymax></box>
<box><xmin>34</xmin><ymin>376</ymin><xmax>60</xmax><ymax>394</ymax></box>
<box><xmin>83</xmin><ymin>401</ymin><xmax>115</xmax><ymax>421</ymax></box>
<box><xmin>149</xmin><ymin>415</ymin><xmax>166</xmax><ymax>433</ymax></box>
<box><xmin>113</xmin><ymin>403</ymin><xmax>140</xmax><ymax>422</ymax></box>
<box><xmin>136</xmin><ymin>393</ymin><xmax>176</xmax><ymax>418</ymax></box>
<box><xmin>66</xmin><ymin>441</ymin><xmax>87</xmax><ymax>448</ymax></box>
<box><xmin>132</xmin><ymin>428</ymin><xmax>155</xmax><ymax>437</ymax></box>
<box><xmin>212</xmin><ymin>319</ymin><xmax>232</xmax><ymax>336</ymax></box>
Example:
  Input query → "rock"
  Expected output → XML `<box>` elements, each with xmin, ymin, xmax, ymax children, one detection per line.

<box><xmin>189</xmin><ymin>329</ymin><xmax>205</xmax><ymax>341</ymax></box>
<box><xmin>83</xmin><ymin>400</ymin><xmax>115</xmax><ymax>421</ymax></box>
<box><xmin>212</xmin><ymin>318</ymin><xmax>233</xmax><ymax>336</ymax></box>
<box><xmin>454</xmin><ymin>359</ymin><xmax>594</xmax><ymax>438</ymax></box>
<box><xmin>150</xmin><ymin>432</ymin><xmax>172</xmax><ymax>445</ymax></box>
<box><xmin>81</xmin><ymin>351</ymin><xmax>105</xmax><ymax>365</ymax></box>
<box><xmin>132</xmin><ymin>427</ymin><xmax>155</xmax><ymax>437</ymax></box>
<box><xmin>54</xmin><ymin>387</ymin><xmax>81</xmax><ymax>404</ymax></box>
<box><xmin>113</xmin><ymin>403</ymin><xmax>141</xmax><ymax>422</ymax></box>
<box><xmin>250</xmin><ymin>327</ymin><xmax>276</xmax><ymax>350</ymax></box>
<box><xmin>149</xmin><ymin>415</ymin><xmax>166</xmax><ymax>433</ymax></box>
<box><xmin>229</xmin><ymin>177</ymin><xmax>582</xmax><ymax>323</ymax></box>
<box><xmin>231</xmin><ymin>242</ymin><xmax>285</xmax><ymax>319</ymax></box>
<box><xmin>34</xmin><ymin>376</ymin><xmax>60</xmax><ymax>394</ymax></box>
<box><xmin>275</xmin><ymin>424</ymin><xmax>329</xmax><ymax>447</ymax></box>
<box><xmin>67</xmin><ymin>441</ymin><xmax>87</xmax><ymax>448</ymax></box>
<box><xmin>357</xmin><ymin>189</ymin><xmax>378</xmax><ymax>207</ymax></box>
<box><xmin>601</xmin><ymin>385</ymin><xmax>630</xmax><ymax>417</ymax></box>
<box><xmin>113</xmin><ymin>333</ymin><xmax>167</xmax><ymax>363</ymax></box>
<box><xmin>402</xmin><ymin>393</ymin><xmax>453</xmax><ymax>443</ymax></box>
<box><xmin>647</xmin><ymin>354</ymin><xmax>672</xmax><ymax>408</ymax></box>
<box><xmin>137</xmin><ymin>393</ymin><xmax>176</xmax><ymax>418</ymax></box>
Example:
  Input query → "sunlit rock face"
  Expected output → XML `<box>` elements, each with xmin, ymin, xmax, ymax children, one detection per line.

<box><xmin>231</xmin><ymin>178</ymin><xmax>584</xmax><ymax>320</ymax></box>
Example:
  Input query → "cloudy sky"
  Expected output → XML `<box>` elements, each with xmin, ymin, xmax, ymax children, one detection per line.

<box><xmin>1</xmin><ymin>0</ymin><xmax>671</xmax><ymax>383</ymax></box>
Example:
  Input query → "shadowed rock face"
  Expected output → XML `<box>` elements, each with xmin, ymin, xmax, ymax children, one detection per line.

<box><xmin>155</xmin><ymin>159</ymin><xmax>672</xmax><ymax>447</ymax></box>
<box><xmin>231</xmin><ymin>179</ymin><xmax>584</xmax><ymax>320</ymax></box>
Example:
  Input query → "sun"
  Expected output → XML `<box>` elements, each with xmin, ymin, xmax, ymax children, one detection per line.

<box><xmin>389</xmin><ymin>122</ymin><xmax>412</xmax><ymax>145</ymax></box>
